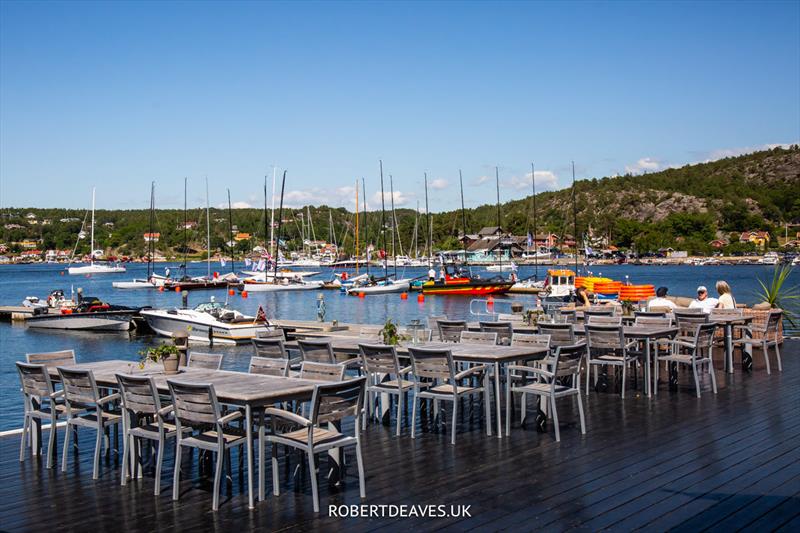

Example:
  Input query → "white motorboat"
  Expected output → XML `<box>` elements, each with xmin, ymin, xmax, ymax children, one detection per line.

<box><xmin>26</xmin><ymin>296</ymin><xmax>137</xmax><ymax>332</ymax></box>
<box><xmin>758</xmin><ymin>252</ymin><xmax>780</xmax><ymax>265</ymax></box>
<box><xmin>792</xmin><ymin>255</ymin><xmax>800</xmax><ymax>266</ymax></box>
<box><xmin>113</xmin><ymin>274</ymin><xmax>168</xmax><ymax>289</ymax></box>
<box><xmin>486</xmin><ymin>262</ymin><xmax>516</xmax><ymax>272</ymax></box>
<box><xmin>346</xmin><ymin>278</ymin><xmax>411</xmax><ymax>295</ymax></box>
<box><xmin>68</xmin><ymin>188</ymin><xmax>127</xmax><ymax>275</ymax></box>
<box><xmin>240</xmin><ymin>270</ymin><xmax>320</xmax><ymax>280</ymax></box>
<box><xmin>510</xmin><ymin>279</ymin><xmax>545</xmax><ymax>293</ymax></box>
<box><xmin>140</xmin><ymin>301</ymin><xmax>269</xmax><ymax>344</ymax></box>
<box><xmin>240</xmin><ymin>278</ymin><xmax>324</xmax><ymax>292</ymax></box>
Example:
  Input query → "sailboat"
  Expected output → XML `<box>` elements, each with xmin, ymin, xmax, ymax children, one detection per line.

<box><xmin>114</xmin><ymin>182</ymin><xmax>166</xmax><ymax>289</ymax></box>
<box><xmin>68</xmin><ymin>188</ymin><xmax>126</xmax><ymax>275</ymax></box>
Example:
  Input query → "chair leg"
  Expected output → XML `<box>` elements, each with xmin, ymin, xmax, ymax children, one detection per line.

<box><xmin>355</xmin><ymin>442</ymin><xmax>366</xmax><ymax>499</ymax></box>
<box><xmin>576</xmin><ymin>392</ymin><xmax>586</xmax><ymax>435</ymax></box>
<box><xmin>550</xmin><ymin>396</ymin><xmax>560</xmax><ymax>442</ymax></box>
<box><xmin>93</xmin><ymin>422</ymin><xmax>103</xmax><ymax>479</ymax></box>
<box><xmin>709</xmin><ymin>358</ymin><xmax>718</xmax><ymax>394</ymax></box>
<box><xmin>172</xmin><ymin>443</ymin><xmax>182</xmax><ymax>501</ymax></box>
<box><xmin>762</xmin><ymin>341</ymin><xmax>771</xmax><ymax>375</ymax></box>
<box><xmin>212</xmin><ymin>449</ymin><xmax>224</xmax><ymax>511</ymax></box>
<box><xmin>19</xmin><ymin>414</ymin><xmax>29</xmax><ymax>462</ymax></box>
<box><xmin>411</xmin><ymin>394</ymin><xmax>418</xmax><ymax>439</ymax></box>
<box><xmin>621</xmin><ymin>363</ymin><xmax>627</xmax><ymax>399</ymax></box>
<box><xmin>307</xmin><ymin>449</ymin><xmax>320</xmax><ymax>513</ymax></box>
<box><xmin>451</xmin><ymin>398</ymin><xmax>458</xmax><ymax>446</ymax></box>
<box><xmin>47</xmin><ymin>414</ymin><xmax>57</xmax><ymax>469</ymax></box>
<box><xmin>271</xmin><ymin>442</ymin><xmax>280</xmax><ymax>496</ymax></box>
<box><xmin>774</xmin><ymin>341</ymin><xmax>782</xmax><ymax>372</ymax></box>
<box><xmin>505</xmin><ymin>378</ymin><xmax>511</xmax><ymax>437</ymax></box>
<box><xmin>692</xmin><ymin>361</ymin><xmax>701</xmax><ymax>398</ymax></box>
<box><xmin>121</xmin><ymin>432</ymin><xmax>129</xmax><ymax>487</ymax></box>
<box><xmin>155</xmin><ymin>438</ymin><xmax>165</xmax><ymax>495</ymax></box>
<box><xmin>62</xmin><ymin>423</ymin><xmax>71</xmax><ymax>472</ymax></box>
<box><xmin>396</xmin><ymin>391</ymin><xmax>403</xmax><ymax>437</ymax></box>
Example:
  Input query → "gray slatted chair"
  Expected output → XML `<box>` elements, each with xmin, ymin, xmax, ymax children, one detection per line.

<box><xmin>297</xmin><ymin>339</ymin><xmax>336</xmax><ymax>364</ymax></box>
<box><xmin>408</xmin><ymin>346</ymin><xmax>489</xmax><ymax>445</ymax></box>
<box><xmin>478</xmin><ymin>321</ymin><xmax>514</xmax><ymax>345</ymax></box>
<box><xmin>58</xmin><ymin>367</ymin><xmax>122</xmax><ymax>479</ymax></box>
<box><xmin>635</xmin><ymin>316</ymin><xmax>673</xmax><ymax>327</ymax></box>
<box><xmin>299</xmin><ymin>362</ymin><xmax>346</xmax><ymax>382</ymax></box>
<box><xmin>655</xmin><ymin>323</ymin><xmax>718</xmax><ymax>397</ymax></box>
<box><xmin>511</xmin><ymin>333</ymin><xmax>552</xmax><ymax>349</ymax></box>
<box><xmin>554</xmin><ymin>308</ymin><xmax>577</xmax><ymax>323</ymax></box>
<box><xmin>674</xmin><ymin>312</ymin><xmax>709</xmax><ymax>343</ymax></box>
<box><xmin>635</xmin><ymin>310</ymin><xmax>667</xmax><ymax>319</ymax></box>
<box><xmin>585</xmin><ymin>324</ymin><xmax>639</xmax><ymax>398</ymax></box>
<box><xmin>732</xmin><ymin>310</ymin><xmax>783</xmax><ymax>374</ymax></box>
<box><xmin>359</xmin><ymin>343</ymin><xmax>413</xmax><ymax>436</ymax></box>
<box><xmin>538</xmin><ymin>323</ymin><xmax>576</xmax><ymax>348</ymax></box>
<box><xmin>26</xmin><ymin>349</ymin><xmax>76</xmax><ymax>366</ymax></box>
<box><xmin>587</xmin><ymin>315</ymin><xmax>623</xmax><ymax>325</ymax></box>
<box><xmin>584</xmin><ymin>307</ymin><xmax>615</xmax><ymax>320</ymax></box>
<box><xmin>426</xmin><ymin>314</ymin><xmax>447</xmax><ymax>331</ymax></box>
<box><xmin>436</xmin><ymin>320</ymin><xmax>468</xmax><ymax>343</ymax></box>
<box><xmin>252</xmin><ymin>337</ymin><xmax>301</xmax><ymax>370</ymax></box>
<box><xmin>168</xmin><ymin>380</ymin><xmax>247</xmax><ymax>511</ymax></box>
<box><xmin>358</xmin><ymin>326</ymin><xmax>383</xmax><ymax>340</ymax></box>
<box><xmin>256</xmin><ymin>328</ymin><xmax>286</xmax><ymax>339</ymax></box>
<box><xmin>187</xmin><ymin>352</ymin><xmax>223</xmax><ymax>370</ymax></box>
<box><xmin>266</xmin><ymin>377</ymin><xmax>367</xmax><ymax>513</ymax></box>
<box><xmin>249</xmin><ymin>356</ymin><xmax>290</xmax><ymax>377</ymax></box>
<box><xmin>459</xmin><ymin>331</ymin><xmax>499</xmax><ymax>345</ymax></box>
<box><xmin>16</xmin><ymin>362</ymin><xmax>64</xmax><ymax>468</ymax></box>
<box><xmin>506</xmin><ymin>343</ymin><xmax>587</xmax><ymax>440</ymax></box>
<box><xmin>116</xmin><ymin>373</ymin><xmax>186</xmax><ymax>494</ymax></box>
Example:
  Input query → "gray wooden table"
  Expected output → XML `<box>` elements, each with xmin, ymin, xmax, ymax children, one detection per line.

<box><xmin>709</xmin><ymin>315</ymin><xmax>754</xmax><ymax>373</ymax></box>
<box><xmin>48</xmin><ymin>360</ymin><xmax>322</xmax><ymax>509</ymax></box>
<box><xmin>285</xmin><ymin>338</ymin><xmax>549</xmax><ymax>439</ymax></box>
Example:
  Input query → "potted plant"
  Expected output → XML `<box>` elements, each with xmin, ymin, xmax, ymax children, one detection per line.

<box><xmin>140</xmin><ymin>343</ymin><xmax>181</xmax><ymax>374</ymax></box>
<box><xmin>749</xmin><ymin>265</ymin><xmax>798</xmax><ymax>341</ymax></box>
<box><xmin>379</xmin><ymin>319</ymin><xmax>409</xmax><ymax>346</ymax></box>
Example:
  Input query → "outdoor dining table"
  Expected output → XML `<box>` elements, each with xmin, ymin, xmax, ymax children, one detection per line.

<box><xmin>284</xmin><ymin>338</ymin><xmax>549</xmax><ymax>439</ymax></box>
<box><xmin>46</xmin><ymin>360</ymin><xmax>323</xmax><ymax>509</ymax></box>
<box><xmin>567</xmin><ymin>323</ymin><xmax>679</xmax><ymax>397</ymax></box>
<box><xmin>709</xmin><ymin>315</ymin><xmax>754</xmax><ymax>374</ymax></box>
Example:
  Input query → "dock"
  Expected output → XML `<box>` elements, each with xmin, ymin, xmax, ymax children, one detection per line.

<box><xmin>0</xmin><ymin>306</ymin><xmax>42</xmax><ymax>322</ymax></box>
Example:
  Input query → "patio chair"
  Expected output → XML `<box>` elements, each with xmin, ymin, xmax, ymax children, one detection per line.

<box><xmin>116</xmin><ymin>373</ymin><xmax>186</xmax><ymax>494</ymax></box>
<box><xmin>256</xmin><ymin>328</ymin><xmax>286</xmax><ymax>339</ymax></box>
<box><xmin>460</xmin><ymin>331</ymin><xmax>499</xmax><ymax>345</ymax></box>
<box><xmin>585</xmin><ymin>324</ymin><xmax>639</xmax><ymax>398</ymax></box>
<box><xmin>674</xmin><ymin>312</ymin><xmax>709</xmax><ymax>342</ymax></box>
<box><xmin>168</xmin><ymin>380</ymin><xmax>247</xmax><ymax>511</ymax></box>
<box><xmin>538</xmin><ymin>323</ymin><xmax>576</xmax><ymax>348</ymax></box>
<box><xmin>297</xmin><ymin>339</ymin><xmax>336</xmax><ymax>363</ymax></box>
<box><xmin>426</xmin><ymin>314</ymin><xmax>447</xmax><ymax>330</ymax></box>
<box><xmin>511</xmin><ymin>333</ymin><xmax>552</xmax><ymax>349</ymax></box>
<box><xmin>584</xmin><ymin>307</ymin><xmax>615</xmax><ymax>321</ymax></box>
<box><xmin>408</xmin><ymin>346</ymin><xmax>489</xmax><ymax>445</ymax></box>
<box><xmin>358</xmin><ymin>343</ymin><xmax>414</xmax><ymax>436</ymax></box>
<box><xmin>587</xmin><ymin>315</ymin><xmax>622</xmax><ymax>325</ymax></box>
<box><xmin>506</xmin><ymin>343</ymin><xmax>586</xmax><ymax>440</ymax></box>
<box><xmin>635</xmin><ymin>310</ymin><xmax>667</xmax><ymax>319</ymax></box>
<box><xmin>478</xmin><ymin>321</ymin><xmax>514</xmax><ymax>345</ymax></box>
<box><xmin>436</xmin><ymin>320</ymin><xmax>468</xmax><ymax>343</ymax></box>
<box><xmin>265</xmin><ymin>377</ymin><xmax>367</xmax><ymax>512</ymax></box>
<box><xmin>299</xmin><ymin>362</ymin><xmax>346</xmax><ymax>382</ymax></box>
<box><xmin>554</xmin><ymin>308</ymin><xmax>577</xmax><ymax>323</ymax></box>
<box><xmin>26</xmin><ymin>349</ymin><xmax>76</xmax><ymax>367</ymax></box>
<box><xmin>732</xmin><ymin>310</ymin><xmax>783</xmax><ymax>374</ymax></box>
<box><xmin>655</xmin><ymin>322</ymin><xmax>718</xmax><ymax>397</ymax></box>
<box><xmin>16</xmin><ymin>362</ymin><xmax>64</xmax><ymax>468</ymax></box>
<box><xmin>252</xmin><ymin>337</ymin><xmax>301</xmax><ymax>370</ymax></box>
<box><xmin>358</xmin><ymin>326</ymin><xmax>383</xmax><ymax>340</ymax></box>
<box><xmin>57</xmin><ymin>367</ymin><xmax>122</xmax><ymax>479</ymax></box>
<box><xmin>187</xmin><ymin>352</ymin><xmax>223</xmax><ymax>370</ymax></box>
<box><xmin>249</xmin><ymin>356</ymin><xmax>291</xmax><ymax>377</ymax></box>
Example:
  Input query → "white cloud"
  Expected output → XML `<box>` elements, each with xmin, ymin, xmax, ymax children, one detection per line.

<box><xmin>697</xmin><ymin>142</ymin><xmax>795</xmax><ymax>163</ymax></box>
<box><xmin>625</xmin><ymin>157</ymin><xmax>663</xmax><ymax>174</ymax></box>
<box><xmin>371</xmin><ymin>190</ymin><xmax>412</xmax><ymax>207</ymax></box>
<box><xmin>472</xmin><ymin>175</ymin><xmax>491</xmax><ymax>186</ymax></box>
<box><xmin>216</xmin><ymin>201</ymin><xmax>254</xmax><ymax>209</ymax></box>
<box><xmin>429</xmin><ymin>178</ymin><xmax>449</xmax><ymax>190</ymax></box>
<box><xmin>503</xmin><ymin>171</ymin><xmax>559</xmax><ymax>191</ymax></box>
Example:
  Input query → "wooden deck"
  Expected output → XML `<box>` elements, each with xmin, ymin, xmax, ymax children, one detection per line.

<box><xmin>2</xmin><ymin>341</ymin><xmax>799</xmax><ymax>532</ymax></box>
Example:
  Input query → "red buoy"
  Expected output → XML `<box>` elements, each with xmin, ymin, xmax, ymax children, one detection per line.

<box><xmin>417</xmin><ymin>294</ymin><xmax>425</xmax><ymax>302</ymax></box>
<box><xmin>174</xmin><ymin>286</ymin><xmax>181</xmax><ymax>292</ymax></box>
<box><xmin>358</xmin><ymin>292</ymin><xmax>365</xmax><ymax>299</ymax></box>
<box><xmin>241</xmin><ymin>291</ymin><xmax>248</xmax><ymax>298</ymax></box>
<box><xmin>228</xmin><ymin>289</ymin><xmax>235</xmax><ymax>296</ymax></box>
<box><xmin>400</xmin><ymin>292</ymin><xmax>408</xmax><ymax>300</ymax></box>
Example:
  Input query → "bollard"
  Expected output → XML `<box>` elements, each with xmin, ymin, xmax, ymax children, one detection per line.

<box><xmin>181</xmin><ymin>290</ymin><xmax>189</xmax><ymax>308</ymax></box>
<box><xmin>316</xmin><ymin>293</ymin><xmax>326</xmax><ymax>322</ymax></box>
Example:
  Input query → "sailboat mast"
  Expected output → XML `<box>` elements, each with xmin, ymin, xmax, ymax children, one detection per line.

<box><xmin>362</xmin><ymin>178</ymin><xmax>369</xmax><ymax>275</ymax></box>
<box><xmin>495</xmin><ymin>166</ymin><xmax>502</xmax><ymax>272</ymax></box>
<box><xmin>205</xmin><ymin>177</ymin><xmax>211</xmax><ymax>278</ymax></box>
<box><xmin>264</xmin><ymin>175</ymin><xmax>269</xmax><ymax>253</ymax></box>
<box><xmin>90</xmin><ymin>187</ymin><xmax>95</xmax><ymax>265</ymax></box>
<box><xmin>182</xmin><ymin>178</ymin><xmax>188</xmax><ymax>270</ymax></box>
<box><xmin>269</xmin><ymin>166</ymin><xmax>277</xmax><ymax>260</ymax></box>
<box><xmin>459</xmin><ymin>170</ymin><xmax>469</xmax><ymax>266</ymax></box>
<box><xmin>148</xmin><ymin>182</ymin><xmax>155</xmax><ymax>278</ymax></box>
<box><xmin>379</xmin><ymin>160</ymin><xmax>388</xmax><ymax>276</ymax></box>
<box><xmin>355</xmin><ymin>179</ymin><xmax>359</xmax><ymax>274</ymax></box>
<box><xmin>413</xmin><ymin>202</ymin><xmax>419</xmax><ymax>258</ymax></box>
<box><xmin>424</xmin><ymin>172</ymin><xmax>431</xmax><ymax>267</ymax></box>
<box><xmin>227</xmin><ymin>188</ymin><xmax>235</xmax><ymax>273</ymax></box>
<box><xmin>274</xmin><ymin>171</ymin><xmax>287</xmax><ymax>280</ymax></box>
<box><xmin>532</xmin><ymin>162</ymin><xmax>538</xmax><ymax>280</ymax></box>
<box><xmin>389</xmin><ymin>174</ymin><xmax>397</xmax><ymax>277</ymax></box>
<box><xmin>572</xmin><ymin>161</ymin><xmax>579</xmax><ymax>275</ymax></box>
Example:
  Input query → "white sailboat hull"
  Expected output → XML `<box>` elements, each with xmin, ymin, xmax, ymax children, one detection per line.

<box><xmin>68</xmin><ymin>264</ymin><xmax>126</xmax><ymax>275</ymax></box>
<box><xmin>242</xmin><ymin>280</ymin><xmax>324</xmax><ymax>292</ymax></box>
<box><xmin>346</xmin><ymin>279</ymin><xmax>411</xmax><ymax>295</ymax></box>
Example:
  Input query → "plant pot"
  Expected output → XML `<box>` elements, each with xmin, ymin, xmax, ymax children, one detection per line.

<box><xmin>162</xmin><ymin>354</ymin><xmax>180</xmax><ymax>374</ymax></box>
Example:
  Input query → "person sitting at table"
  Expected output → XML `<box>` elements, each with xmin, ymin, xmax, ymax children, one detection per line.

<box><xmin>689</xmin><ymin>285</ymin><xmax>719</xmax><ymax>313</ymax></box>
<box><xmin>574</xmin><ymin>286</ymin><xmax>591</xmax><ymax>307</ymax></box>
<box><xmin>715</xmin><ymin>280</ymin><xmax>737</xmax><ymax>309</ymax></box>
<box><xmin>648</xmin><ymin>286</ymin><xmax>677</xmax><ymax>310</ymax></box>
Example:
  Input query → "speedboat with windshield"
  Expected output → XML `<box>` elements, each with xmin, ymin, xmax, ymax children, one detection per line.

<box><xmin>140</xmin><ymin>299</ymin><xmax>269</xmax><ymax>344</ymax></box>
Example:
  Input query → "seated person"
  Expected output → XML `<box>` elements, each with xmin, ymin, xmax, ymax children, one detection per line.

<box><xmin>648</xmin><ymin>286</ymin><xmax>677</xmax><ymax>310</ymax></box>
<box><xmin>688</xmin><ymin>285</ymin><xmax>719</xmax><ymax>313</ymax></box>
<box><xmin>574</xmin><ymin>286</ymin><xmax>591</xmax><ymax>307</ymax></box>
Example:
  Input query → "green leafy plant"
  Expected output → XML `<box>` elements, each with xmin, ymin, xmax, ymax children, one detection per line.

<box><xmin>139</xmin><ymin>343</ymin><xmax>180</xmax><ymax>367</ymax></box>
<box><xmin>379</xmin><ymin>319</ymin><xmax>409</xmax><ymax>346</ymax></box>
<box><xmin>754</xmin><ymin>265</ymin><xmax>799</xmax><ymax>325</ymax></box>
<box><xmin>523</xmin><ymin>308</ymin><xmax>545</xmax><ymax>326</ymax></box>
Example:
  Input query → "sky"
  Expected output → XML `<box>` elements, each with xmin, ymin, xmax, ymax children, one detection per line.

<box><xmin>1</xmin><ymin>1</ymin><xmax>798</xmax><ymax>213</ymax></box>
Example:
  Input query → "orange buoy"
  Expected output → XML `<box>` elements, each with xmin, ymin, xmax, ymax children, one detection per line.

<box><xmin>158</xmin><ymin>286</ymin><xmax>164</xmax><ymax>292</ymax></box>
<box><xmin>60</xmin><ymin>271</ymin><xmax>64</xmax><ymax>276</ymax></box>
<box><xmin>417</xmin><ymin>294</ymin><xmax>425</xmax><ymax>302</ymax></box>
<box><xmin>358</xmin><ymin>292</ymin><xmax>365</xmax><ymax>298</ymax></box>
<box><xmin>174</xmin><ymin>286</ymin><xmax>181</xmax><ymax>292</ymax></box>
<box><xmin>400</xmin><ymin>292</ymin><xmax>408</xmax><ymax>300</ymax></box>
<box><xmin>228</xmin><ymin>289</ymin><xmax>235</xmax><ymax>296</ymax></box>
<box><xmin>241</xmin><ymin>291</ymin><xmax>248</xmax><ymax>298</ymax></box>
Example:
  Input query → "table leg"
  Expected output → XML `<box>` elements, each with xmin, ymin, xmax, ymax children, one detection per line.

<box><xmin>494</xmin><ymin>363</ymin><xmax>502</xmax><ymax>440</ymax></box>
<box><xmin>245</xmin><ymin>405</ymin><xmax>254</xmax><ymax>509</ymax></box>
<box><xmin>644</xmin><ymin>339</ymin><xmax>651</xmax><ymax>397</ymax></box>
<box><xmin>258</xmin><ymin>410</ymin><xmax>265</xmax><ymax>501</ymax></box>
<box><xmin>726</xmin><ymin>324</ymin><xmax>733</xmax><ymax>374</ymax></box>
<box><xmin>484</xmin><ymin>369</ymin><xmax>492</xmax><ymax>436</ymax></box>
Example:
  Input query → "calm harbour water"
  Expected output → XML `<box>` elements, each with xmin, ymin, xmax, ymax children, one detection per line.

<box><xmin>0</xmin><ymin>261</ymin><xmax>795</xmax><ymax>430</ymax></box>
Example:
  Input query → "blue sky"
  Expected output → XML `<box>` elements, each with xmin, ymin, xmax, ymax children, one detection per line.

<box><xmin>1</xmin><ymin>1</ymin><xmax>798</xmax><ymax>212</ymax></box>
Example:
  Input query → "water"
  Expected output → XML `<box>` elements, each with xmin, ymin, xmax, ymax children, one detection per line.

<box><xmin>1</xmin><ymin>261</ymin><xmax>795</xmax><ymax>430</ymax></box>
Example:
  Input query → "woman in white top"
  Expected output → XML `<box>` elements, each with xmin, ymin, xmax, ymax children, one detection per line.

<box><xmin>716</xmin><ymin>280</ymin><xmax>736</xmax><ymax>309</ymax></box>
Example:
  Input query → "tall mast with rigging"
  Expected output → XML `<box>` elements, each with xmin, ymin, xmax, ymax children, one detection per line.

<box><xmin>227</xmin><ymin>189</ymin><xmax>235</xmax><ymax>274</ymax></box>
<box><xmin>273</xmin><ymin>171</ymin><xmax>287</xmax><ymax>280</ymax></box>
<box><xmin>572</xmin><ymin>161</ymin><xmax>579</xmax><ymax>275</ymax></box>
<box><xmin>424</xmin><ymin>172</ymin><xmax>432</xmax><ymax>267</ymax></box>
<box><xmin>389</xmin><ymin>174</ymin><xmax>398</xmax><ymax>277</ymax></box>
<box><xmin>379</xmin><ymin>160</ymin><xmax>388</xmax><ymax>277</ymax></box>
<box><xmin>459</xmin><ymin>170</ymin><xmax>469</xmax><ymax>267</ymax></box>
<box><xmin>355</xmin><ymin>179</ymin><xmax>359</xmax><ymax>274</ymax></box>
<box><xmin>362</xmin><ymin>178</ymin><xmax>369</xmax><ymax>274</ymax></box>
<box><xmin>205</xmin><ymin>177</ymin><xmax>211</xmax><ymax>278</ymax></box>
<box><xmin>531</xmin><ymin>162</ymin><xmax>538</xmax><ymax>280</ymax></box>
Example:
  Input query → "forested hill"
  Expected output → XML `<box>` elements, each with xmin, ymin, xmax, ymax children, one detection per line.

<box><xmin>2</xmin><ymin>146</ymin><xmax>798</xmax><ymax>257</ymax></box>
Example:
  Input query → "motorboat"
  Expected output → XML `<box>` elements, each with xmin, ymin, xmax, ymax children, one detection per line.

<box><xmin>26</xmin><ymin>296</ymin><xmax>139</xmax><ymax>331</ymax></box>
<box><xmin>509</xmin><ymin>278</ymin><xmax>546</xmax><ymax>294</ymax></box>
<box><xmin>140</xmin><ymin>300</ymin><xmax>269</xmax><ymax>344</ymax></box>
<box><xmin>758</xmin><ymin>252</ymin><xmax>780</xmax><ymax>265</ymax></box>
<box><xmin>113</xmin><ymin>273</ymin><xmax>168</xmax><ymax>289</ymax></box>
<box><xmin>240</xmin><ymin>270</ymin><xmax>320</xmax><ymax>280</ymax></box>
<box><xmin>540</xmin><ymin>269</ymin><xmax>576</xmax><ymax>300</ymax></box>
<box><xmin>418</xmin><ymin>264</ymin><xmax>514</xmax><ymax>295</ymax></box>
<box><xmin>345</xmin><ymin>277</ymin><xmax>411</xmax><ymax>295</ymax></box>
<box><xmin>486</xmin><ymin>262</ymin><xmax>516</xmax><ymax>272</ymax></box>
<box><xmin>162</xmin><ymin>272</ymin><xmax>238</xmax><ymax>291</ymax></box>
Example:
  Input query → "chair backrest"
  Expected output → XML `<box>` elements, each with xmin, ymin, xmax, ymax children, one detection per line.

<box><xmin>167</xmin><ymin>380</ymin><xmax>220</xmax><ymax>428</ymax></box>
<box><xmin>426</xmin><ymin>314</ymin><xmax>447</xmax><ymax>330</ymax></box>
<box><xmin>116</xmin><ymin>374</ymin><xmax>161</xmax><ymax>415</ymax></box>
<box><xmin>710</xmin><ymin>308</ymin><xmax>743</xmax><ymax>319</ymax></box>
<box><xmin>16</xmin><ymin>362</ymin><xmax>56</xmax><ymax>402</ymax></box>
<box><xmin>408</xmin><ymin>346</ymin><xmax>455</xmax><ymax>383</ymax></box>
<box><xmin>436</xmin><ymin>320</ymin><xmax>467</xmax><ymax>342</ymax></box>
<box><xmin>511</xmin><ymin>333</ymin><xmax>551</xmax><ymax>349</ymax></box>
<box><xmin>57</xmin><ymin>367</ymin><xmax>99</xmax><ymax>409</ymax></box>
<box><xmin>299</xmin><ymin>362</ymin><xmax>346</xmax><ymax>382</ymax></box>
<box><xmin>358</xmin><ymin>343</ymin><xmax>401</xmax><ymax>377</ymax></box>
<box><xmin>26</xmin><ymin>349</ymin><xmax>76</xmax><ymax>367</ymax></box>
<box><xmin>584</xmin><ymin>307</ymin><xmax>615</xmax><ymax>318</ymax></box>
<box><xmin>691</xmin><ymin>322</ymin><xmax>718</xmax><ymax>352</ymax></box>
<box><xmin>249</xmin><ymin>356</ymin><xmax>290</xmax><ymax>377</ymax></box>
<box><xmin>256</xmin><ymin>328</ymin><xmax>286</xmax><ymax>340</ymax></box>
<box><xmin>187</xmin><ymin>351</ymin><xmax>223</xmax><ymax>370</ymax></box>
<box><xmin>635</xmin><ymin>310</ymin><xmax>666</xmax><ymax>319</ymax></box>
<box><xmin>674</xmin><ymin>307</ymin><xmax>704</xmax><ymax>314</ymax></box>
<box><xmin>763</xmin><ymin>310</ymin><xmax>783</xmax><ymax>338</ymax></box>
<box><xmin>297</xmin><ymin>339</ymin><xmax>336</xmax><ymax>363</ymax></box>
<box><xmin>554</xmin><ymin>308</ymin><xmax>577</xmax><ymax>323</ymax></box>
<box><xmin>634</xmin><ymin>316</ymin><xmax>673</xmax><ymax>327</ymax></box>
<box><xmin>537</xmin><ymin>323</ymin><xmax>575</xmax><ymax>347</ymax></box>
<box><xmin>478</xmin><ymin>321</ymin><xmax>514</xmax><ymax>344</ymax></box>
<box><xmin>586</xmin><ymin>324</ymin><xmax>625</xmax><ymax>351</ymax></box>
<box><xmin>552</xmin><ymin>343</ymin><xmax>586</xmax><ymax>379</ymax></box>
<box><xmin>251</xmin><ymin>337</ymin><xmax>287</xmax><ymax>359</ymax></box>
<box><xmin>309</xmin><ymin>377</ymin><xmax>366</xmax><ymax>426</ymax></box>
<box><xmin>460</xmin><ymin>330</ymin><xmax>498</xmax><ymax>345</ymax></box>
<box><xmin>587</xmin><ymin>315</ymin><xmax>622</xmax><ymax>325</ymax></box>
<box><xmin>675</xmin><ymin>313</ymin><xmax>708</xmax><ymax>338</ymax></box>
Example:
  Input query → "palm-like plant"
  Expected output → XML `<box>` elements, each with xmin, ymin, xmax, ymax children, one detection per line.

<box><xmin>754</xmin><ymin>265</ymin><xmax>799</xmax><ymax>325</ymax></box>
